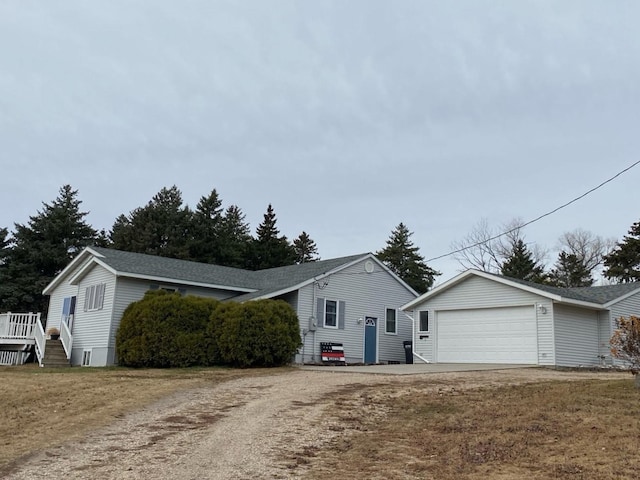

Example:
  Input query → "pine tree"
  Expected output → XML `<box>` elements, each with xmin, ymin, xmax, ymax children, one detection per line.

<box><xmin>189</xmin><ymin>189</ymin><xmax>224</xmax><ymax>264</ymax></box>
<box><xmin>500</xmin><ymin>239</ymin><xmax>546</xmax><ymax>283</ymax></box>
<box><xmin>293</xmin><ymin>231</ymin><xmax>319</xmax><ymax>264</ymax></box>
<box><xmin>249</xmin><ymin>204</ymin><xmax>295</xmax><ymax>270</ymax></box>
<box><xmin>376</xmin><ymin>223</ymin><xmax>440</xmax><ymax>294</ymax></box>
<box><xmin>0</xmin><ymin>185</ymin><xmax>97</xmax><ymax>312</ymax></box>
<box><xmin>547</xmin><ymin>251</ymin><xmax>594</xmax><ymax>287</ymax></box>
<box><xmin>603</xmin><ymin>220</ymin><xmax>640</xmax><ymax>283</ymax></box>
<box><xmin>217</xmin><ymin>205</ymin><xmax>252</xmax><ymax>268</ymax></box>
<box><xmin>110</xmin><ymin>186</ymin><xmax>192</xmax><ymax>259</ymax></box>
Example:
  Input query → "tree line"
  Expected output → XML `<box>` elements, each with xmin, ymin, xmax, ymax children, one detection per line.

<box><xmin>0</xmin><ymin>185</ymin><xmax>439</xmax><ymax>314</ymax></box>
<box><xmin>451</xmin><ymin>217</ymin><xmax>640</xmax><ymax>287</ymax></box>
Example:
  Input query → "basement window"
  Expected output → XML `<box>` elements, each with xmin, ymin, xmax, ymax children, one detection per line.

<box><xmin>81</xmin><ymin>350</ymin><xmax>92</xmax><ymax>367</ymax></box>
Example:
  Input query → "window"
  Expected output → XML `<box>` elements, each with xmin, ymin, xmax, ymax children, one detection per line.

<box><xmin>84</xmin><ymin>283</ymin><xmax>106</xmax><ymax>311</ymax></box>
<box><xmin>316</xmin><ymin>298</ymin><xmax>346</xmax><ymax>330</ymax></box>
<box><xmin>324</xmin><ymin>300</ymin><xmax>338</xmax><ymax>328</ymax></box>
<box><xmin>81</xmin><ymin>350</ymin><xmax>92</xmax><ymax>367</ymax></box>
<box><xmin>385</xmin><ymin>308</ymin><xmax>397</xmax><ymax>334</ymax></box>
<box><xmin>419</xmin><ymin>311</ymin><xmax>429</xmax><ymax>332</ymax></box>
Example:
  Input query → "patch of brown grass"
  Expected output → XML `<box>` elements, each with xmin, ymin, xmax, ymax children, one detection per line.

<box><xmin>0</xmin><ymin>363</ymin><xmax>282</xmax><ymax>468</ymax></box>
<box><xmin>306</xmin><ymin>378</ymin><xmax>640</xmax><ymax>480</ymax></box>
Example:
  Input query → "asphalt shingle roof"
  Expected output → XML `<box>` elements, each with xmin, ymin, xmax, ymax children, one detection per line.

<box><xmin>90</xmin><ymin>247</ymin><xmax>369</xmax><ymax>299</ymax></box>
<box><xmin>497</xmin><ymin>272</ymin><xmax>640</xmax><ymax>305</ymax></box>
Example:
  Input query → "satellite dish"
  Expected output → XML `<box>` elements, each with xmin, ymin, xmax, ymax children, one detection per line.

<box><xmin>364</xmin><ymin>260</ymin><xmax>374</xmax><ymax>273</ymax></box>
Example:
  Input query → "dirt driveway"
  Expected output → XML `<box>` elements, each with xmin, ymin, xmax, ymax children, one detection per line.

<box><xmin>4</xmin><ymin>367</ymin><xmax>627</xmax><ymax>479</ymax></box>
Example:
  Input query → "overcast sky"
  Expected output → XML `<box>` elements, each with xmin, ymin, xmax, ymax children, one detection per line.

<box><xmin>1</xmin><ymin>1</ymin><xmax>639</xmax><ymax>282</ymax></box>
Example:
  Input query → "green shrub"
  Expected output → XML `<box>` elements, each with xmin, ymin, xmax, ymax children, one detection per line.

<box><xmin>116</xmin><ymin>291</ymin><xmax>301</xmax><ymax>368</ymax></box>
<box><xmin>116</xmin><ymin>290</ymin><xmax>219</xmax><ymax>367</ymax></box>
<box><xmin>215</xmin><ymin>299</ymin><xmax>301</xmax><ymax>367</ymax></box>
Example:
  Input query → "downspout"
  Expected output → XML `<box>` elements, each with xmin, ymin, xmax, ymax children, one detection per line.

<box><xmin>403</xmin><ymin>311</ymin><xmax>430</xmax><ymax>364</ymax></box>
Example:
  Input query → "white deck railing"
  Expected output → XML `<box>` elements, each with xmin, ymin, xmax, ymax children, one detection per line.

<box><xmin>33</xmin><ymin>321</ymin><xmax>45</xmax><ymax>367</ymax></box>
<box><xmin>60</xmin><ymin>320</ymin><xmax>72</xmax><ymax>359</ymax></box>
<box><xmin>0</xmin><ymin>312</ymin><xmax>40</xmax><ymax>339</ymax></box>
<box><xmin>0</xmin><ymin>350</ymin><xmax>29</xmax><ymax>366</ymax></box>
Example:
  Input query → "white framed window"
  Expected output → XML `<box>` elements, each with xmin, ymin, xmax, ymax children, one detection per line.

<box><xmin>419</xmin><ymin>311</ymin><xmax>429</xmax><ymax>332</ymax></box>
<box><xmin>81</xmin><ymin>350</ymin><xmax>92</xmax><ymax>367</ymax></box>
<box><xmin>385</xmin><ymin>308</ymin><xmax>397</xmax><ymax>334</ymax></box>
<box><xmin>324</xmin><ymin>300</ymin><xmax>338</xmax><ymax>328</ymax></box>
<box><xmin>316</xmin><ymin>298</ymin><xmax>346</xmax><ymax>330</ymax></box>
<box><xmin>83</xmin><ymin>283</ymin><xmax>106</xmax><ymax>312</ymax></box>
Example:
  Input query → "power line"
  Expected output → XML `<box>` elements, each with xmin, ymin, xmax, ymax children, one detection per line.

<box><xmin>426</xmin><ymin>159</ymin><xmax>640</xmax><ymax>263</ymax></box>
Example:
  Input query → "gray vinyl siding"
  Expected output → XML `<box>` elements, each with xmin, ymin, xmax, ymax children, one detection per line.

<box><xmin>45</xmin><ymin>282</ymin><xmax>80</xmax><ymax>331</ymax></box>
<box><xmin>296</xmin><ymin>259</ymin><xmax>416</xmax><ymax>364</ymax></box>
<box><xmin>607</xmin><ymin>291</ymin><xmax>640</xmax><ymax>366</ymax></box>
<box><xmin>71</xmin><ymin>264</ymin><xmax>117</xmax><ymax>366</ymax></box>
<box><xmin>597</xmin><ymin>311</ymin><xmax>612</xmax><ymax>361</ymax></box>
<box><xmin>409</xmin><ymin>276</ymin><xmax>555</xmax><ymax>365</ymax></box>
<box><xmin>554</xmin><ymin>304</ymin><xmax>600</xmax><ymax>366</ymax></box>
<box><xmin>273</xmin><ymin>291</ymin><xmax>298</xmax><ymax>311</ymax></box>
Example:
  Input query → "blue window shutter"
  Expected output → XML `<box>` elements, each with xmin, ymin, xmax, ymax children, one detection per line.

<box><xmin>338</xmin><ymin>301</ymin><xmax>346</xmax><ymax>330</ymax></box>
<box><xmin>316</xmin><ymin>297</ymin><xmax>324</xmax><ymax>327</ymax></box>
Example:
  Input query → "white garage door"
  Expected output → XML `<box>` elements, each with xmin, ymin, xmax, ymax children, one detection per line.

<box><xmin>436</xmin><ymin>306</ymin><xmax>538</xmax><ymax>364</ymax></box>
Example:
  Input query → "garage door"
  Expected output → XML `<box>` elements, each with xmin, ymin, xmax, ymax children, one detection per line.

<box><xmin>436</xmin><ymin>306</ymin><xmax>538</xmax><ymax>364</ymax></box>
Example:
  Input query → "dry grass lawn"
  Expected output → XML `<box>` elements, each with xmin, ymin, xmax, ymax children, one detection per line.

<box><xmin>0</xmin><ymin>363</ymin><xmax>272</xmax><ymax>468</ymax></box>
<box><xmin>3</xmin><ymin>365</ymin><xmax>638</xmax><ymax>479</ymax></box>
<box><xmin>306</xmin><ymin>377</ymin><xmax>640</xmax><ymax>480</ymax></box>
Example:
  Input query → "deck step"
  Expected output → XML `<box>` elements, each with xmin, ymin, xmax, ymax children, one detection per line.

<box><xmin>42</xmin><ymin>339</ymin><xmax>70</xmax><ymax>368</ymax></box>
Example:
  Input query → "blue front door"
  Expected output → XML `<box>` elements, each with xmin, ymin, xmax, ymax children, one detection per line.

<box><xmin>364</xmin><ymin>316</ymin><xmax>377</xmax><ymax>364</ymax></box>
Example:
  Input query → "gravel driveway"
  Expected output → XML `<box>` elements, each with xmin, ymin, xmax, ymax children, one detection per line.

<box><xmin>4</xmin><ymin>367</ymin><xmax>627</xmax><ymax>479</ymax></box>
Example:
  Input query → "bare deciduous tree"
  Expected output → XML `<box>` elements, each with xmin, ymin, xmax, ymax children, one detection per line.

<box><xmin>557</xmin><ymin>228</ymin><xmax>615</xmax><ymax>276</ymax></box>
<box><xmin>451</xmin><ymin>217</ymin><xmax>547</xmax><ymax>273</ymax></box>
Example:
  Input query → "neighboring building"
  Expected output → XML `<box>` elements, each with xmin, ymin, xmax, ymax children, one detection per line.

<box><xmin>401</xmin><ymin>269</ymin><xmax>640</xmax><ymax>367</ymax></box>
<box><xmin>40</xmin><ymin>247</ymin><xmax>418</xmax><ymax>367</ymax></box>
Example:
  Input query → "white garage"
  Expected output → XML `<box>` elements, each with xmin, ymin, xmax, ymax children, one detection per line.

<box><xmin>401</xmin><ymin>269</ymin><xmax>640</xmax><ymax>367</ymax></box>
<box><xmin>435</xmin><ymin>306</ymin><xmax>538</xmax><ymax>364</ymax></box>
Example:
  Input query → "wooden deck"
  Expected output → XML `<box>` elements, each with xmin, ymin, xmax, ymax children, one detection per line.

<box><xmin>0</xmin><ymin>312</ymin><xmax>39</xmax><ymax>343</ymax></box>
<box><xmin>0</xmin><ymin>312</ymin><xmax>40</xmax><ymax>365</ymax></box>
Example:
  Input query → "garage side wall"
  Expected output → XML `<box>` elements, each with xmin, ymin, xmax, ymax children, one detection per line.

<box><xmin>411</xmin><ymin>276</ymin><xmax>554</xmax><ymax>365</ymax></box>
<box><xmin>608</xmin><ymin>291</ymin><xmax>640</xmax><ymax>366</ymax></box>
<box><xmin>554</xmin><ymin>304</ymin><xmax>600</xmax><ymax>367</ymax></box>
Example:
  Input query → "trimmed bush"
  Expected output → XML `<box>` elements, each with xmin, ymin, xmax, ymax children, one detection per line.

<box><xmin>116</xmin><ymin>290</ymin><xmax>219</xmax><ymax>367</ymax></box>
<box><xmin>116</xmin><ymin>291</ymin><xmax>301</xmax><ymax>368</ymax></box>
<box><xmin>214</xmin><ymin>299</ymin><xmax>302</xmax><ymax>367</ymax></box>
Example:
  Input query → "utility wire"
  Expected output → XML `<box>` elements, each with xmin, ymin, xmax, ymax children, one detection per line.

<box><xmin>426</xmin><ymin>159</ymin><xmax>640</xmax><ymax>263</ymax></box>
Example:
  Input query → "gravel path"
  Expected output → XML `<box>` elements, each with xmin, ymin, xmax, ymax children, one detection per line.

<box><xmin>4</xmin><ymin>368</ymin><xmax>627</xmax><ymax>479</ymax></box>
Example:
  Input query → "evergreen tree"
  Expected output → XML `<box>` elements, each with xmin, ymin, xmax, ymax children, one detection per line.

<box><xmin>0</xmin><ymin>185</ymin><xmax>97</xmax><ymax>312</ymax></box>
<box><xmin>603</xmin><ymin>220</ymin><xmax>640</xmax><ymax>283</ymax></box>
<box><xmin>189</xmin><ymin>189</ymin><xmax>224</xmax><ymax>264</ymax></box>
<box><xmin>376</xmin><ymin>223</ymin><xmax>440</xmax><ymax>294</ymax></box>
<box><xmin>249</xmin><ymin>204</ymin><xmax>295</xmax><ymax>270</ymax></box>
<box><xmin>547</xmin><ymin>251</ymin><xmax>594</xmax><ymax>287</ymax></box>
<box><xmin>110</xmin><ymin>186</ymin><xmax>192</xmax><ymax>259</ymax></box>
<box><xmin>500</xmin><ymin>239</ymin><xmax>546</xmax><ymax>283</ymax></box>
<box><xmin>293</xmin><ymin>231</ymin><xmax>319</xmax><ymax>264</ymax></box>
<box><xmin>217</xmin><ymin>205</ymin><xmax>252</xmax><ymax>268</ymax></box>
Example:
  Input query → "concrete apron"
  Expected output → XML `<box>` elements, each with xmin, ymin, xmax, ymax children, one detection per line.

<box><xmin>299</xmin><ymin>363</ymin><xmax>537</xmax><ymax>375</ymax></box>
